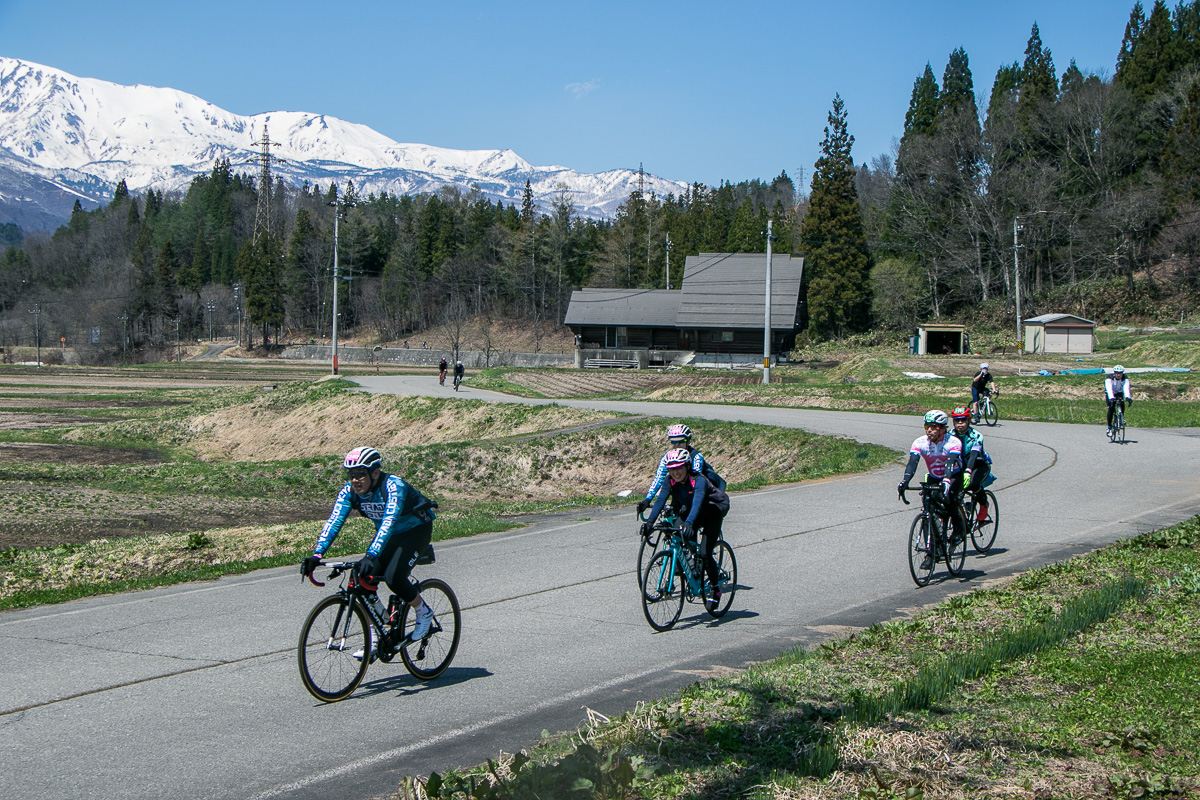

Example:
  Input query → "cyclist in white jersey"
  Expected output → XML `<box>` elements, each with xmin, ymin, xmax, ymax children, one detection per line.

<box><xmin>1104</xmin><ymin>365</ymin><xmax>1133</xmax><ymax>433</ymax></box>
<box><xmin>898</xmin><ymin>410</ymin><xmax>966</xmax><ymax>547</ymax></box>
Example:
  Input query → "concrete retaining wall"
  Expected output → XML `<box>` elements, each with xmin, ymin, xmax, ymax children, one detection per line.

<box><xmin>279</xmin><ymin>345</ymin><xmax>572</xmax><ymax>369</ymax></box>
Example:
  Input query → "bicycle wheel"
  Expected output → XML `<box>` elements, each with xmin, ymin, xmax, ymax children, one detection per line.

<box><xmin>636</xmin><ymin>528</ymin><xmax>664</xmax><ymax>586</ymax></box>
<box><xmin>703</xmin><ymin>540</ymin><xmax>737</xmax><ymax>619</ymax></box>
<box><xmin>908</xmin><ymin>515</ymin><xmax>935</xmax><ymax>587</ymax></box>
<box><xmin>1117</xmin><ymin>412</ymin><xmax>1126</xmax><ymax>444</ymax></box>
<box><xmin>399</xmin><ymin>578</ymin><xmax>462</xmax><ymax>681</ymax></box>
<box><xmin>298</xmin><ymin>595</ymin><xmax>371</xmax><ymax>702</ymax></box>
<box><xmin>970</xmin><ymin>490</ymin><xmax>999</xmax><ymax>553</ymax></box>
<box><xmin>983</xmin><ymin>399</ymin><xmax>998</xmax><ymax>427</ymax></box>
<box><xmin>641</xmin><ymin>550</ymin><xmax>684</xmax><ymax>631</ymax></box>
<box><xmin>945</xmin><ymin>517</ymin><xmax>967</xmax><ymax>576</ymax></box>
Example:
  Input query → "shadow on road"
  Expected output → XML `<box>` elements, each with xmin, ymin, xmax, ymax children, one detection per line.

<box><xmin>354</xmin><ymin>666</ymin><xmax>494</xmax><ymax>699</ymax></box>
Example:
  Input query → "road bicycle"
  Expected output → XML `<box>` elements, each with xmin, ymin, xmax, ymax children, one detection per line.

<box><xmin>1107</xmin><ymin>402</ymin><xmax>1127</xmax><ymax>444</ymax></box>
<box><xmin>962</xmin><ymin>485</ymin><xmax>999</xmax><ymax>554</ymax></box>
<box><xmin>298</xmin><ymin>548</ymin><xmax>461</xmax><ymax>702</ymax></box>
<box><xmin>973</xmin><ymin>390</ymin><xmax>998</xmax><ymax>427</ymax></box>
<box><xmin>453</xmin><ymin>373</ymin><xmax>462</xmax><ymax>391</ymax></box>
<box><xmin>635</xmin><ymin>508</ymin><xmax>675</xmax><ymax>586</ymax></box>
<box><xmin>899</xmin><ymin>478</ymin><xmax>966</xmax><ymax>587</ymax></box>
<box><xmin>640</xmin><ymin>520</ymin><xmax>737</xmax><ymax>631</ymax></box>
<box><xmin>438</xmin><ymin>368</ymin><xmax>446</xmax><ymax>386</ymax></box>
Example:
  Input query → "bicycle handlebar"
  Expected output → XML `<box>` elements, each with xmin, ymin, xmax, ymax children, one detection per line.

<box><xmin>305</xmin><ymin>559</ymin><xmax>357</xmax><ymax>588</ymax></box>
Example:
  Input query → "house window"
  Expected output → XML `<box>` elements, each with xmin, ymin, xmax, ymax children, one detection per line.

<box><xmin>615</xmin><ymin>326</ymin><xmax>628</xmax><ymax>347</ymax></box>
<box><xmin>721</xmin><ymin>330</ymin><xmax>734</xmax><ymax>343</ymax></box>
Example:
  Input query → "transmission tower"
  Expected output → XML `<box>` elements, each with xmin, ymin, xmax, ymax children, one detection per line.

<box><xmin>249</xmin><ymin>123</ymin><xmax>285</xmax><ymax>243</ymax></box>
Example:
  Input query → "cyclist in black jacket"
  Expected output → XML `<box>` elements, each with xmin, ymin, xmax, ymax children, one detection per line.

<box><xmin>641</xmin><ymin>448</ymin><xmax>730</xmax><ymax>608</ymax></box>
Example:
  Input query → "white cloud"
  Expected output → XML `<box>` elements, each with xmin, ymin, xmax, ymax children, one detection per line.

<box><xmin>565</xmin><ymin>80</ymin><xmax>599</xmax><ymax>99</ymax></box>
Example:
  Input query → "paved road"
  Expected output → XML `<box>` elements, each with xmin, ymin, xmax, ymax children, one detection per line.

<box><xmin>3</xmin><ymin>376</ymin><xmax>1198</xmax><ymax>800</ymax></box>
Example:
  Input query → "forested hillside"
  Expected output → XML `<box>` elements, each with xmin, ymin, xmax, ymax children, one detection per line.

<box><xmin>2</xmin><ymin>1</ymin><xmax>1198</xmax><ymax>363</ymax></box>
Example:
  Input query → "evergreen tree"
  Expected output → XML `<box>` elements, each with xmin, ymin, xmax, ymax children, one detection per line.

<box><xmin>904</xmin><ymin>64</ymin><xmax>941</xmax><ymax>136</ymax></box>
<box><xmin>1163</xmin><ymin>75</ymin><xmax>1200</xmax><ymax>205</ymax></box>
<box><xmin>1116</xmin><ymin>0</ymin><xmax>1176</xmax><ymax>102</ymax></box>
<box><xmin>940</xmin><ymin>48</ymin><xmax>977</xmax><ymax>116</ymax></box>
<box><xmin>987</xmin><ymin>62</ymin><xmax>1022</xmax><ymax>121</ymax></box>
<box><xmin>726</xmin><ymin>197</ymin><xmax>762</xmax><ymax>252</ymax></box>
<box><xmin>800</xmin><ymin>95</ymin><xmax>871</xmax><ymax>339</ymax></box>
<box><xmin>111</xmin><ymin>179</ymin><xmax>130</xmax><ymax>205</ymax></box>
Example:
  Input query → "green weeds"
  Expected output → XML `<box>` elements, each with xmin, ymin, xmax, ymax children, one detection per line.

<box><xmin>401</xmin><ymin>516</ymin><xmax>1200</xmax><ymax>799</ymax></box>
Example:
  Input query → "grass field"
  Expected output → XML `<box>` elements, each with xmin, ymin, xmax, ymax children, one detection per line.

<box><xmin>0</xmin><ymin>365</ymin><xmax>895</xmax><ymax>610</ymax></box>
<box><xmin>399</xmin><ymin>516</ymin><xmax>1200</xmax><ymax>800</ymax></box>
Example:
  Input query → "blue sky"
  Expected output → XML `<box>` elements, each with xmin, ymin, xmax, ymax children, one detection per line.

<box><xmin>1</xmin><ymin>0</ymin><xmax>1139</xmax><ymax>191</ymax></box>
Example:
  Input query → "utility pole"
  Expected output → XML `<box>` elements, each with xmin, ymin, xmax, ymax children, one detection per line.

<box><xmin>665</xmin><ymin>233</ymin><xmax>672</xmax><ymax>290</ymax></box>
<box><xmin>1013</xmin><ymin>217</ymin><xmax>1023</xmax><ymax>344</ymax></box>
<box><xmin>205</xmin><ymin>300</ymin><xmax>215</xmax><ymax>342</ymax></box>
<box><xmin>172</xmin><ymin>318</ymin><xmax>181</xmax><ymax>362</ymax></box>
<box><xmin>28</xmin><ymin>304</ymin><xmax>41</xmax><ymax>367</ymax></box>
<box><xmin>118</xmin><ymin>314</ymin><xmax>128</xmax><ymax>364</ymax></box>
<box><xmin>331</xmin><ymin>191</ymin><xmax>340</xmax><ymax>376</ymax></box>
<box><xmin>763</xmin><ymin>220</ymin><xmax>775</xmax><ymax>385</ymax></box>
<box><xmin>232</xmin><ymin>284</ymin><xmax>242</xmax><ymax>349</ymax></box>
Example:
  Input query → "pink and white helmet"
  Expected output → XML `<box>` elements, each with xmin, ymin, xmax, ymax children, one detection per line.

<box><xmin>343</xmin><ymin>446</ymin><xmax>382</xmax><ymax>471</ymax></box>
<box><xmin>664</xmin><ymin>448</ymin><xmax>691</xmax><ymax>469</ymax></box>
<box><xmin>666</xmin><ymin>423</ymin><xmax>692</xmax><ymax>443</ymax></box>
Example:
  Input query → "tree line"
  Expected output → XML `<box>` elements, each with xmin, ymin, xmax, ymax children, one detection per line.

<box><xmin>2</xmin><ymin>1</ymin><xmax>1198</xmax><ymax>361</ymax></box>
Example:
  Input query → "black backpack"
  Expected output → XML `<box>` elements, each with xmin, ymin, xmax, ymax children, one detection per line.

<box><xmin>699</xmin><ymin>459</ymin><xmax>726</xmax><ymax>492</ymax></box>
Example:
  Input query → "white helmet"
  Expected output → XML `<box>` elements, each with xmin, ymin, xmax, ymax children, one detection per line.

<box><xmin>1113</xmin><ymin>365</ymin><xmax>1125</xmax><ymax>374</ymax></box>
<box><xmin>980</xmin><ymin>363</ymin><xmax>989</xmax><ymax>370</ymax></box>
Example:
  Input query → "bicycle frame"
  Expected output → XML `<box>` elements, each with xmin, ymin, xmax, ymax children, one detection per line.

<box><xmin>648</xmin><ymin>524</ymin><xmax>720</xmax><ymax>602</ymax></box>
<box><xmin>307</xmin><ymin>566</ymin><xmax>395</xmax><ymax>651</ymax></box>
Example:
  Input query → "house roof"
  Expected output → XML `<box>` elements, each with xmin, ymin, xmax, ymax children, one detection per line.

<box><xmin>1024</xmin><ymin>313</ymin><xmax>1095</xmax><ymax>326</ymax></box>
<box><xmin>675</xmin><ymin>253</ymin><xmax>805</xmax><ymax>330</ymax></box>
<box><xmin>563</xmin><ymin>288</ymin><xmax>680</xmax><ymax>327</ymax></box>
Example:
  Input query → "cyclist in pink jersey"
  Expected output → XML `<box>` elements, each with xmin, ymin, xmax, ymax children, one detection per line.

<box><xmin>898</xmin><ymin>410</ymin><xmax>966</xmax><ymax>546</ymax></box>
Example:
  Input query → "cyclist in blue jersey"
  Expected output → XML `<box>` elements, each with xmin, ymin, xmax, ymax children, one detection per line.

<box><xmin>950</xmin><ymin>406</ymin><xmax>993</xmax><ymax>524</ymax></box>
<box><xmin>300</xmin><ymin>447</ymin><xmax>437</xmax><ymax>659</ymax></box>
<box><xmin>637</xmin><ymin>424</ymin><xmax>721</xmax><ymax>515</ymax></box>
<box><xmin>641</xmin><ymin>448</ymin><xmax>730</xmax><ymax>609</ymax></box>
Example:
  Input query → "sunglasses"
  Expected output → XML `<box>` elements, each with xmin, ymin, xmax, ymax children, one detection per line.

<box><xmin>347</xmin><ymin>468</ymin><xmax>372</xmax><ymax>480</ymax></box>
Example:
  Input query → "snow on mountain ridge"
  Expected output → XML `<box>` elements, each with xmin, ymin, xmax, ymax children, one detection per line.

<box><xmin>0</xmin><ymin>56</ymin><xmax>687</xmax><ymax>229</ymax></box>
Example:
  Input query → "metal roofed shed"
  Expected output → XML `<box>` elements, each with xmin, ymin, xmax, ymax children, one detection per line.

<box><xmin>1023</xmin><ymin>313</ymin><xmax>1095</xmax><ymax>354</ymax></box>
<box><xmin>675</xmin><ymin>253</ymin><xmax>804</xmax><ymax>330</ymax></box>
<box><xmin>914</xmin><ymin>323</ymin><xmax>967</xmax><ymax>355</ymax></box>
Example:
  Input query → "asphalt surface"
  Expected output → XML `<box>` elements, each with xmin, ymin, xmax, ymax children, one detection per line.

<box><xmin>3</xmin><ymin>374</ymin><xmax>1198</xmax><ymax>800</ymax></box>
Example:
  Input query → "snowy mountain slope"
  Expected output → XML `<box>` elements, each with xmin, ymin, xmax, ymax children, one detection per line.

<box><xmin>0</xmin><ymin>56</ymin><xmax>690</xmax><ymax>230</ymax></box>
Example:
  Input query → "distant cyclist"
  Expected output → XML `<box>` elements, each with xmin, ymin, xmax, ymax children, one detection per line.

<box><xmin>438</xmin><ymin>357</ymin><xmax>448</xmax><ymax>386</ymax></box>
<box><xmin>1105</xmin><ymin>365</ymin><xmax>1133</xmax><ymax>433</ymax></box>
<box><xmin>453</xmin><ymin>360</ymin><xmax>464</xmax><ymax>390</ymax></box>
<box><xmin>300</xmin><ymin>447</ymin><xmax>438</xmax><ymax>660</ymax></box>
<box><xmin>970</xmin><ymin>363</ymin><xmax>996</xmax><ymax>419</ymax></box>
<box><xmin>898</xmin><ymin>410</ymin><xmax>966</xmax><ymax>567</ymax></box>
<box><xmin>641</xmin><ymin>448</ymin><xmax>730</xmax><ymax>608</ymax></box>
<box><xmin>637</xmin><ymin>424</ymin><xmax>723</xmax><ymax>515</ymax></box>
<box><xmin>950</xmin><ymin>406</ymin><xmax>993</xmax><ymax>524</ymax></box>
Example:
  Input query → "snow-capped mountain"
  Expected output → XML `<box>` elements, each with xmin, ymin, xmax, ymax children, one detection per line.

<box><xmin>0</xmin><ymin>56</ymin><xmax>689</xmax><ymax>231</ymax></box>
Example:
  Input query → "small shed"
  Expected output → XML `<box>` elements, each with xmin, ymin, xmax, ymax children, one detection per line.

<box><xmin>1023</xmin><ymin>314</ymin><xmax>1095</xmax><ymax>354</ymax></box>
<box><xmin>914</xmin><ymin>323</ymin><xmax>967</xmax><ymax>355</ymax></box>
